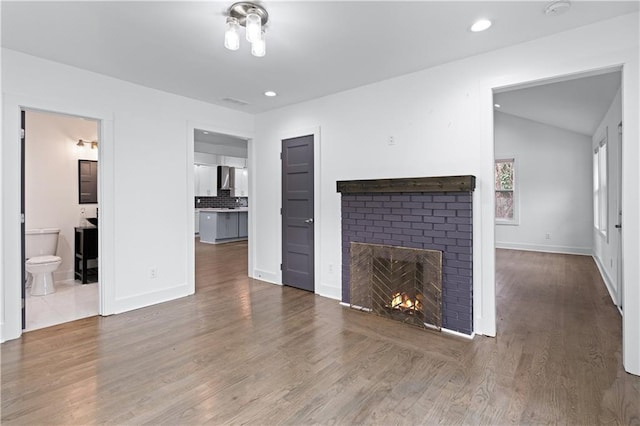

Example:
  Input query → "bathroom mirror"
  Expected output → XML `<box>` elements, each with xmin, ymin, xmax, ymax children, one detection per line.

<box><xmin>78</xmin><ymin>159</ymin><xmax>98</xmax><ymax>204</ymax></box>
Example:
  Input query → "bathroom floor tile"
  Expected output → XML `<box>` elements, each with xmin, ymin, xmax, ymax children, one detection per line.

<box><xmin>25</xmin><ymin>280</ymin><xmax>99</xmax><ymax>332</ymax></box>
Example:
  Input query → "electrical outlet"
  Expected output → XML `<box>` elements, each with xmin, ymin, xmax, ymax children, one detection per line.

<box><xmin>388</xmin><ymin>135</ymin><xmax>395</xmax><ymax>146</ymax></box>
<box><xmin>545</xmin><ymin>233</ymin><xmax>551</xmax><ymax>240</ymax></box>
<box><xmin>329</xmin><ymin>263</ymin><xmax>334</xmax><ymax>273</ymax></box>
<box><xmin>150</xmin><ymin>268</ymin><xmax>158</xmax><ymax>279</ymax></box>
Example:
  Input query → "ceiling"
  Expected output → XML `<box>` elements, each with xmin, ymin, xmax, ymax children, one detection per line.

<box><xmin>2</xmin><ymin>1</ymin><xmax>638</xmax><ymax>114</ymax></box>
<box><xmin>494</xmin><ymin>70</ymin><xmax>622</xmax><ymax>136</ymax></box>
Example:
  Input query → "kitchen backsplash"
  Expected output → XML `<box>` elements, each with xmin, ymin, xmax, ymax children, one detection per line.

<box><xmin>195</xmin><ymin>190</ymin><xmax>248</xmax><ymax>208</ymax></box>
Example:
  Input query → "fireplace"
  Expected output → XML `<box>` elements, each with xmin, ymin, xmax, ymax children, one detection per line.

<box><xmin>350</xmin><ymin>242</ymin><xmax>442</xmax><ymax>329</ymax></box>
<box><xmin>337</xmin><ymin>175</ymin><xmax>475</xmax><ymax>335</ymax></box>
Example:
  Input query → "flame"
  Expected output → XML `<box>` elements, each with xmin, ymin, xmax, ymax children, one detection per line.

<box><xmin>390</xmin><ymin>292</ymin><xmax>422</xmax><ymax>310</ymax></box>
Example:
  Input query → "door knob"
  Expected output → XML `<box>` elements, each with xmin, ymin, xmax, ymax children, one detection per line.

<box><xmin>304</xmin><ymin>218</ymin><xmax>314</xmax><ymax>224</ymax></box>
<box><xmin>615</xmin><ymin>224</ymin><xmax>622</xmax><ymax>229</ymax></box>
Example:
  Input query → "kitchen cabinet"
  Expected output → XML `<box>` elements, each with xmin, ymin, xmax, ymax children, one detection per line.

<box><xmin>238</xmin><ymin>212</ymin><xmax>248</xmax><ymax>238</ymax></box>
<box><xmin>195</xmin><ymin>210</ymin><xmax>200</xmax><ymax>234</ymax></box>
<box><xmin>220</xmin><ymin>156</ymin><xmax>246</xmax><ymax>168</ymax></box>
<box><xmin>199</xmin><ymin>209</ymin><xmax>248</xmax><ymax>244</ymax></box>
<box><xmin>195</xmin><ymin>164</ymin><xmax>217</xmax><ymax>196</ymax></box>
<box><xmin>233</xmin><ymin>168</ymin><xmax>249</xmax><ymax>197</ymax></box>
<box><xmin>216</xmin><ymin>212</ymin><xmax>239</xmax><ymax>240</ymax></box>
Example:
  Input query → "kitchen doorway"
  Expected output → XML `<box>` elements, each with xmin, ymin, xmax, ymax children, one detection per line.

<box><xmin>192</xmin><ymin>128</ymin><xmax>251</xmax><ymax>289</ymax></box>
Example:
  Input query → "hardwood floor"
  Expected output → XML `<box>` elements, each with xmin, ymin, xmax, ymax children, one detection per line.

<box><xmin>2</xmin><ymin>245</ymin><xmax>638</xmax><ymax>424</ymax></box>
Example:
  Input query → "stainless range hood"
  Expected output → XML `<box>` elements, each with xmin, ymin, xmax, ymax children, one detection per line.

<box><xmin>217</xmin><ymin>165</ymin><xmax>235</xmax><ymax>190</ymax></box>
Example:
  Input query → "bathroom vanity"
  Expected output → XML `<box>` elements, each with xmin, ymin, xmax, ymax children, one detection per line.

<box><xmin>198</xmin><ymin>208</ymin><xmax>248</xmax><ymax>244</ymax></box>
<box><xmin>74</xmin><ymin>226</ymin><xmax>98</xmax><ymax>283</ymax></box>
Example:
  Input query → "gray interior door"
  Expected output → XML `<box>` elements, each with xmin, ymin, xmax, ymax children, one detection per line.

<box><xmin>281</xmin><ymin>135</ymin><xmax>314</xmax><ymax>292</ymax></box>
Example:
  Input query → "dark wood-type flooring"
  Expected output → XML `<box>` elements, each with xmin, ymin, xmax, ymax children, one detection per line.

<box><xmin>2</xmin><ymin>244</ymin><xmax>639</xmax><ymax>424</ymax></box>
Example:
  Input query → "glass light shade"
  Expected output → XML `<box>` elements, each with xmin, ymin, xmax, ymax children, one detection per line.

<box><xmin>224</xmin><ymin>17</ymin><xmax>240</xmax><ymax>50</ymax></box>
<box><xmin>245</xmin><ymin>11</ymin><xmax>262</xmax><ymax>43</ymax></box>
<box><xmin>251</xmin><ymin>31</ymin><xmax>266</xmax><ymax>57</ymax></box>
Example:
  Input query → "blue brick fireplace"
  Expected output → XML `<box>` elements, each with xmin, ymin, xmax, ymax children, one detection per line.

<box><xmin>337</xmin><ymin>176</ymin><xmax>476</xmax><ymax>335</ymax></box>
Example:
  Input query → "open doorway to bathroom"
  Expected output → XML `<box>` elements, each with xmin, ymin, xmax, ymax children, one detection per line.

<box><xmin>22</xmin><ymin>109</ymin><xmax>100</xmax><ymax>331</ymax></box>
<box><xmin>193</xmin><ymin>129</ymin><xmax>250</xmax><ymax>289</ymax></box>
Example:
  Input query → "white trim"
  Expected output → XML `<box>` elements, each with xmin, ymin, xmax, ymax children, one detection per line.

<box><xmin>252</xmin><ymin>269</ymin><xmax>280</xmax><ymax>285</ymax></box>
<box><xmin>486</xmin><ymin>58</ymin><xmax>639</xmax><ymax>376</ymax></box>
<box><xmin>441</xmin><ymin>328</ymin><xmax>475</xmax><ymax>340</ymax></box>
<box><xmin>339</xmin><ymin>303</ymin><xmax>475</xmax><ymax>338</ymax></box>
<box><xmin>316</xmin><ymin>282</ymin><xmax>340</xmax><ymax>300</ymax></box>
<box><xmin>2</xmin><ymin>93</ymin><xmax>114</xmax><ymax>343</ymax></box>
<box><xmin>593</xmin><ymin>254</ymin><xmax>619</xmax><ymax>307</ymax></box>
<box><xmin>495</xmin><ymin>242</ymin><xmax>592</xmax><ymax>256</ymax></box>
<box><xmin>112</xmin><ymin>283</ymin><xmax>191</xmax><ymax>314</ymax></box>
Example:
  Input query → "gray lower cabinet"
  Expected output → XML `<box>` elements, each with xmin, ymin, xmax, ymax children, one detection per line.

<box><xmin>238</xmin><ymin>212</ymin><xmax>248</xmax><ymax>238</ymax></box>
<box><xmin>199</xmin><ymin>210</ymin><xmax>247</xmax><ymax>244</ymax></box>
<box><xmin>216</xmin><ymin>212</ymin><xmax>239</xmax><ymax>240</ymax></box>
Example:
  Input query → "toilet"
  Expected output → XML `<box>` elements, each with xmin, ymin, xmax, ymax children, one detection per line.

<box><xmin>25</xmin><ymin>228</ymin><xmax>62</xmax><ymax>296</ymax></box>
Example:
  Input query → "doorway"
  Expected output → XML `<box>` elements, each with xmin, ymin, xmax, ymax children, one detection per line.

<box><xmin>192</xmin><ymin>128</ymin><xmax>250</xmax><ymax>289</ymax></box>
<box><xmin>22</xmin><ymin>109</ymin><xmax>101</xmax><ymax>331</ymax></box>
<box><xmin>281</xmin><ymin>134</ymin><xmax>315</xmax><ymax>292</ymax></box>
<box><xmin>493</xmin><ymin>68</ymin><xmax>623</xmax><ymax>327</ymax></box>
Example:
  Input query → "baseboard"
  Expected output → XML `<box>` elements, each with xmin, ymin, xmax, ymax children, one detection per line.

<box><xmin>316</xmin><ymin>282</ymin><xmax>340</xmax><ymax>300</ymax></box>
<box><xmin>113</xmin><ymin>283</ymin><xmax>193</xmax><ymax>314</ymax></box>
<box><xmin>251</xmin><ymin>269</ymin><xmax>280</xmax><ymax>285</ymax></box>
<box><xmin>592</xmin><ymin>254</ymin><xmax>619</xmax><ymax>307</ymax></box>
<box><xmin>339</xmin><ymin>302</ymin><xmax>475</xmax><ymax>338</ymax></box>
<box><xmin>441</xmin><ymin>327</ymin><xmax>475</xmax><ymax>340</ymax></box>
<box><xmin>496</xmin><ymin>242</ymin><xmax>591</xmax><ymax>256</ymax></box>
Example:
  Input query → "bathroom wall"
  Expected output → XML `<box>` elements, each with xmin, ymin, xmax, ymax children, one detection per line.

<box><xmin>25</xmin><ymin>110</ymin><xmax>99</xmax><ymax>281</ymax></box>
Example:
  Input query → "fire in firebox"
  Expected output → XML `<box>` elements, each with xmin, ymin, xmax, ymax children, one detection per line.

<box><xmin>388</xmin><ymin>292</ymin><xmax>423</xmax><ymax>312</ymax></box>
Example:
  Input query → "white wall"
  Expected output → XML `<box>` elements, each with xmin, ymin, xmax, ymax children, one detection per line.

<box><xmin>25</xmin><ymin>110</ymin><xmax>99</xmax><ymax>280</ymax></box>
<box><xmin>2</xmin><ymin>48</ymin><xmax>254</xmax><ymax>342</ymax></box>
<box><xmin>592</xmin><ymin>88</ymin><xmax>623</xmax><ymax>303</ymax></box>
<box><xmin>251</xmin><ymin>13</ymin><xmax>640</xmax><ymax>374</ymax></box>
<box><xmin>494</xmin><ymin>112</ymin><xmax>593</xmax><ymax>255</ymax></box>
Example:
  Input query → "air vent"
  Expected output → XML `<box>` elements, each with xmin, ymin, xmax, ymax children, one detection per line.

<box><xmin>221</xmin><ymin>97</ymin><xmax>250</xmax><ymax>106</ymax></box>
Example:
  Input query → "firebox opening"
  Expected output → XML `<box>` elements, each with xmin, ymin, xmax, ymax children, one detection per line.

<box><xmin>350</xmin><ymin>243</ymin><xmax>442</xmax><ymax>330</ymax></box>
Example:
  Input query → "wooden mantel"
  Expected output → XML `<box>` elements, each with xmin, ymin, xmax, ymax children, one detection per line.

<box><xmin>336</xmin><ymin>175</ymin><xmax>476</xmax><ymax>194</ymax></box>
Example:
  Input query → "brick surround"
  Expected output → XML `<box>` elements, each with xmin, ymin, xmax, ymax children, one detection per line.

<box><xmin>340</xmin><ymin>190</ymin><xmax>473</xmax><ymax>335</ymax></box>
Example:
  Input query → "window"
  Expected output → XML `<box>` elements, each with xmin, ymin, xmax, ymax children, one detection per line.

<box><xmin>594</xmin><ymin>136</ymin><xmax>608</xmax><ymax>237</ymax></box>
<box><xmin>495</xmin><ymin>158</ymin><xmax>517</xmax><ymax>224</ymax></box>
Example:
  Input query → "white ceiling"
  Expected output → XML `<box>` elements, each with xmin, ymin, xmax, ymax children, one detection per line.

<box><xmin>494</xmin><ymin>70</ymin><xmax>622</xmax><ymax>136</ymax></box>
<box><xmin>1</xmin><ymin>1</ymin><xmax>638</xmax><ymax>114</ymax></box>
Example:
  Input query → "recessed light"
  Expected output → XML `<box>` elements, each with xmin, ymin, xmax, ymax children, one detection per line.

<box><xmin>471</xmin><ymin>19</ymin><xmax>492</xmax><ymax>32</ymax></box>
<box><xmin>203</xmin><ymin>131</ymin><xmax>209</xmax><ymax>135</ymax></box>
<box><xmin>264</xmin><ymin>91</ymin><xmax>277</xmax><ymax>97</ymax></box>
<box><xmin>494</xmin><ymin>103</ymin><xmax>501</xmax><ymax>108</ymax></box>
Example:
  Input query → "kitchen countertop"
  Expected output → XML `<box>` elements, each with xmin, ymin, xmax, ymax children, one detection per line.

<box><xmin>197</xmin><ymin>207</ymin><xmax>248</xmax><ymax>213</ymax></box>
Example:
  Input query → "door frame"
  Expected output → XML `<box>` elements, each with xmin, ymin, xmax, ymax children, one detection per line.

<box><xmin>482</xmin><ymin>62</ymin><xmax>639</xmax><ymax>375</ymax></box>
<box><xmin>277</xmin><ymin>127</ymin><xmax>322</xmax><ymax>295</ymax></box>
<box><xmin>2</xmin><ymin>93</ymin><xmax>114</xmax><ymax>342</ymax></box>
<box><xmin>186</xmin><ymin>121</ymin><xmax>254</xmax><ymax>293</ymax></box>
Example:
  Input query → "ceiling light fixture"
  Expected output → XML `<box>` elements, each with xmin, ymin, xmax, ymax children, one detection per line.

<box><xmin>264</xmin><ymin>90</ymin><xmax>277</xmax><ymax>97</ymax></box>
<box><xmin>225</xmin><ymin>2</ymin><xmax>269</xmax><ymax>57</ymax></box>
<box><xmin>494</xmin><ymin>103</ymin><xmax>501</xmax><ymax>108</ymax></box>
<box><xmin>470</xmin><ymin>19</ymin><xmax>492</xmax><ymax>32</ymax></box>
<box><xmin>545</xmin><ymin>1</ymin><xmax>571</xmax><ymax>15</ymax></box>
